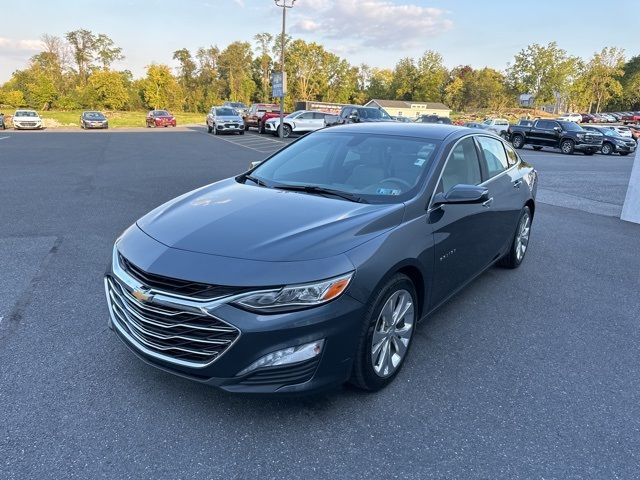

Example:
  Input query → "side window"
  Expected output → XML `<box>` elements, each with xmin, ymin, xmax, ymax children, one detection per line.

<box><xmin>504</xmin><ymin>143</ymin><xmax>519</xmax><ymax>167</ymax></box>
<box><xmin>477</xmin><ymin>136</ymin><xmax>509</xmax><ymax>178</ymax></box>
<box><xmin>440</xmin><ymin>137</ymin><xmax>482</xmax><ymax>192</ymax></box>
<box><xmin>298</xmin><ymin>112</ymin><xmax>314</xmax><ymax>119</ymax></box>
<box><xmin>312</xmin><ymin>112</ymin><xmax>325</xmax><ymax>119</ymax></box>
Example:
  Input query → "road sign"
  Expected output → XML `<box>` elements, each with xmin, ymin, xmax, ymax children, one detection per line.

<box><xmin>272</xmin><ymin>72</ymin><xmax>287</xmax><ymax>98</ymax></box>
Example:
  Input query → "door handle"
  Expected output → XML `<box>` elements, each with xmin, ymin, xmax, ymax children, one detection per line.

<box><xmin>513</xmin><ymin>180</ymin><xmax>522</xmax><ymax>189</ymax></box>
<box><xmin>482</xmin><ymin>197</ymin><xmax>494</xmax><ymax>208</ymax></box>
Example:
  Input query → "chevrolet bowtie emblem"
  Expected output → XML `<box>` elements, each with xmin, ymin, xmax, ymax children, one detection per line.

<box><xmin>132</xmin><ymin>288</ymin><xmax>153</xmax><ymax>303</ymax></box>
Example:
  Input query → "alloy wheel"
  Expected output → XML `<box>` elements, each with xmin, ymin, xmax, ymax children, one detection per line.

<box><xmin>515</xmin><ymin>212</ymin><xmax>531</xmax><ymax>262</ymax></box>
<box><xmin>371</xmin><ymin>289</ymin><xmax>414</xmax><ymax>378</ymax></box>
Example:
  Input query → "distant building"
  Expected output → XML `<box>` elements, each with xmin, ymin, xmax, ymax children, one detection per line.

<box><xmin>364</xmin><ymin>99</ymin><xmax>451</xmax><ymax>118</ymax></box>
<box><xmin>519</xmin><ymin>94</ymin><xmax>535</xmax><ymax>107</ymax></box>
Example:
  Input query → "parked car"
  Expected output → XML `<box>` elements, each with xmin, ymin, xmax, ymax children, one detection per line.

<box><xmin>258</xmin><ymin>110</ymin><xmax>290</xmax><ymax>134</ymax></box>
<box><xmin>580</xmin><ymin>113</ymin><xmax>596</xmax><ymax>123</ymax></box>
<box><xmin>0</xmin><ymin>113</ymin><xmax>5</xmax><ymax>130</ymax></box>
<box><xmin>464</xmin><ymin>122</ymin><xmax>484</xmax><ymax>129</ymax></box>
<box><xmin>628</xmin><ymin>125</ymin><xmax>640</xmax><ymax>142</ymax></box>
<box><xmin>607</xmin><ymin>113</ymin><xmax>622</xmax><ymax>122</ymax></box>
<box><xmin>582</xmin><ymin>126</ymin><xmax>636</xmax><ymax>156</ymax></box>
<box><xmin>12</xmin><ymin>109</ymin><xmax>43</xmax><ymax>130</ymax></box>
<box><xmin>557</xmin><ymin>113</ymin><xmax>582</xmax><ymax>123</ymax></box>
<box><xmin>602</xmin><ymin>126</ymin><xmax>633</xmax><ymax>138</ymax></box>
<box><xmin>80</xmin><ymin>111</ymin><xmax>108</xmax><ymax>129</ymax></box>
<box><xmin>600</xmin><ymin>113</ymin><xmax>617</xmax><ymax>123</ymax></box>
<box><xmin>146</xmin><ymin>110</ymin><xmax>176</xmax><ymax>128</ymax></box>
<box><xmin>479</xmin><ymin>118</ymin><xmax>510</xmax><ymax>137</ymax></box>
<box><xmin>508</xmin><ymin>119</ymin><xmax>603</xmax><ymax>155</ymax></box>
<box><xmin>243</xmin><ymin>103</ymin><xmax>280</xmax><ymax>131</ymax></box>
<box><xmin>223</xmin><ymin>101</ymin><xmax>248</xmax><ymax>115</ymax></box>
<box><xmin>415</xmin><ymin>115</ymin><xmax>452</xmax><ymax>125</ymax></box>
<box><xmin>206</xmin><ymin>106</ymin><xmax>245</xmax><ymax>135</ymax></box>
<box><xmin>105</xmin><ymin>123</ymin><xmax>537</xmax><ymax>394</ymax></box>
<box><xmin>621</xmin><ymin>112</ymin><xmax>640</xmax><ymax>124</ymax></box>
<box><xmin>330</xmin><ymin>106</ymin><xmax>394</xmax><ymax>126</ymax></box>
<box><xmin>391</xmin><ymin>116</ymin><xmax>414</xmax><ymax>123</ymax></box>
<box><xmin>264</xmin><ymin>110</ymin><xmax>327</xmax><ymax>137</ymax></box>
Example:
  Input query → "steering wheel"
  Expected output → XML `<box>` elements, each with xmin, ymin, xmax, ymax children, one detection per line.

<box><xmin>378</xmin><ymin>177</ymin><xmax>412</xmax><ymax>190</ymax></box>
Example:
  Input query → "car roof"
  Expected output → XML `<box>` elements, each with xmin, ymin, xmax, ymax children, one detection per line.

<box><xmin>319</xmin><ymin>122</ymin><xmax>468</xmax><ymax>140</ymax></box>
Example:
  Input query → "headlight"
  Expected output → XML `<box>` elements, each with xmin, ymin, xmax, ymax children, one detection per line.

<box><xmin>233</xmin><ymin>273</ymin><xmax>353</xmax><ymax>312</ymax></box>
<box><xmin>615</xmin><ymin>140</ymin><xmax>626</xmax><ymax>146</ymax></box>
<box><xmin>576</xmin><ymin>133</ymin><xmax>585</xmax><ymax>140</ymax></box>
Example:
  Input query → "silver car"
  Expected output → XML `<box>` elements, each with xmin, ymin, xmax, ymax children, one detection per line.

<box><xmin>206</xmin><ymin>107</ymin><xmax>245</xmax><ymax>135</ymax></box>
<box><xmin>264</xmin><ymin>110</ymin><xmax>328</xmax><ymax>137</ymax></box>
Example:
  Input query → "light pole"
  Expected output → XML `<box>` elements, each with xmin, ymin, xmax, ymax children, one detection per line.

<box><xmin>274</xmin><ymin>0</ymin><xmax>295</xmax><ymax>138</ymax></box>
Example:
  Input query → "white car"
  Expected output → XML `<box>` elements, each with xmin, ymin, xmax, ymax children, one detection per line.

<box><xmin>557</xmin><ymin>113</ymin><xmax>582</xmax><ymax>123</ymax></box>
<box><xmin>603</xmin><ymin>126</ymin><xmax>633</xmax><ymax>138</ymax></box>
<box><xmin>480</xmin><ymin>118</ymin><xmax>510</xmax><ymax>137</ymax></box>
<box><xmin>264</xmin><ymin>110</ymin><xmax>327</xmax><ymax>137</ymax></box>
<box><xmin>13</xmin><ymin>109</ymin><xmax>43</xmax><ymax>130</ymax></box>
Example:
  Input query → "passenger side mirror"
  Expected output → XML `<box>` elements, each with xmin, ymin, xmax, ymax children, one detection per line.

<box><xmin>553</xmin><ymin>126</ymin><xmax>561</xmax><ymax>132</ymax></box>
<box><xmin>349</xmin><ymin>113</ymin><xmax>359</xmax><ymax>121</ymax></box>
<box><xmin>431</xmin><ymin>184</ymin><xmax>490</xmax><ymax>208</ymax></box>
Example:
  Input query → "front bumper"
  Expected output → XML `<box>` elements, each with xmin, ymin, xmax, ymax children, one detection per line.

<box><xmin>216</xmin><ymin>122</ymin><xmax>243</xmax><ymax>133</ymax></box>
<box><xmin>264</xmin><ymin>122</ymin><xmax>278</xmax><ymax>132</ymax></box>
<box><xmin>14</xmin><ymin>122</ymin><xmax>43</xmax><ymax>129</ymax></box>
<box><xmin>85</xmin><ymin>122</ymin><xmax>108</xmax><ymax>129</ymax></box>
<box><xmin>105</xmin><ymin>229</ymin><xmax>364</xmax><ymax>394</ymax></box>
<box><xmin>613</xmin><ymin>143</ymin><xmax>636</xmax><ymax>153</ymax></box>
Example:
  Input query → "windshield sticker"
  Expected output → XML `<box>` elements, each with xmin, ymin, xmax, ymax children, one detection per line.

<box><xmin>376</xmin><ymin>188</ymin><xmax>401</xmax><ymax>196</ymax></box>
<box><xmin>414</xmin><ymin>158</ymin><xmax>426</xmax><ymax>166</ymax></box>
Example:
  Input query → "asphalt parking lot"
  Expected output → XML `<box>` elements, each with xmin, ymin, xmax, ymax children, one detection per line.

<box><xmin>1</xmin><ymin>127</ymin><xmax>639</xmax><ymax>479</ymax></box>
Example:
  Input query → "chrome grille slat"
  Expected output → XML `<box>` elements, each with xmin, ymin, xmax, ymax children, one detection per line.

<box><xmin>105</xmin><ymin>255</ymin><xmax>241</xmax><ymax>367</ymax></box>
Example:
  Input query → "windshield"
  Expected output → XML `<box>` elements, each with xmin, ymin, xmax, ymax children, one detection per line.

<box><xmin>84</xmin><ymin>112</ymin><xmax>105</xmax><ymax>119</ymax></box>
<box><xmin>249</xmin><ymin>132</ymin><xmax>440</xmax><ymax>203</ymax></box>
<box><xmin>16</xmin><ymin>111</ymin><xmax>37</xmax><ymax>117</ymax></box>
<box><xmin>215</xmin><ymin>108</ymin><xmax>237</xmax><ymax>116</ymax></box>
<box><xmin>359</xmin><ymin>108</ymin><xmax>391</xmax><ymax>120</ymax></box>
<box><xmin>558</xmin><ymin>121</ymin><xmax>582</xmax><ymax>132</ymax></box>
<box><xmin>154</xmin><ymin>110</ymin><xmax>170</xmax><ymax>116</ymax></box>
<box><xmin>228</xmin><ymin>102</ymin><xmax>245</xmax><ymax>108</ymax></box>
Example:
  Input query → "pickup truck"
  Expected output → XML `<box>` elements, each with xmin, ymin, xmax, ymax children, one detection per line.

<box><xmin>508</xmin><ymin>119</ymin><xmax>603</xmax><ymax>155</ymax></box>
<box><xmin>258</xmin><ymin>110</ymin><xmax>290</xmax><ymax>134</ymax></box>
<box><xmin>243</xmin><ymin>103</ymin><xmax>280</xmax><ymax>132</ymax></box>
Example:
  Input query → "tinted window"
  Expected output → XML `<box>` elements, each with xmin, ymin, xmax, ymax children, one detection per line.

<box><xmin>440</xmin><ymin>137</ymin><xmax>482</xmax><ymax>192</ymax></box>
<box><xmin>476</xmin><ymin>136</ymin><xmax>508</xmax><ymax>178</ymax></box>
<box><xmin>252</xmin><ymin>132</ymin><xmax>440</xmax><ymax>203</ymax></box>
<box><xmin>536</xmin><ymin>120</ymin><xmax>555</xmax><ymax>129</ymax></box>
<box><xmin>312</xmin><ymin>112</ymin><xmax>326</xmax><ymax>119</ymax></box>
<box><xmin>298</xmin><ymin>112</ymin><xmax>314</xmax><ymax>119</ymax></box>
<box><xmin>504</xmin><ymin>143</ymin><xmax>519</xmax><ymax>167</ymax></box>
<box><xmin>215</xmin><ymin>108</ymin><xmax>236</xmax><ymax>116</ymax></box>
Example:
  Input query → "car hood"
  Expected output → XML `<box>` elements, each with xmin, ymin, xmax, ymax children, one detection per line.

<box><xmin>137</xmin><ymin>178</ymin><xmax>405</xmax><ymax>262</ymax></box>
<box><xmin>14</xmin><ymin>115</ymin><xmax>41</xmax><ymax>121</ymax></box>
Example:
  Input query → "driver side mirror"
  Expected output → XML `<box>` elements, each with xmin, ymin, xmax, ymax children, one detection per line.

<box><xmin>349</xmin><ymin>113</ymin><xmax>359</xmax><ymax>121</ymax></box>
<box><xmin>431</xmin><ymin>184</ymin><xmax>490</xmax><ymax>208</ymax></box>
<box><xmin>553</xmin><ymin>126</ymin><xmax>561</xmax><ymax>132</ymax></box>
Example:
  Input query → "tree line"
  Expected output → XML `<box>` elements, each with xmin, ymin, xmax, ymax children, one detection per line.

<box><xmin>1</xmin><ymin>30</ymin><xmax>638</xmax><ymax>114</ymax></box>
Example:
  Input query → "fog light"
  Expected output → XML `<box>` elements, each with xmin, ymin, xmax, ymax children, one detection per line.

<box><xmin>236</xmin><ymin>339</ymin><xmax>324</xmax><ymax>376</ymax></box>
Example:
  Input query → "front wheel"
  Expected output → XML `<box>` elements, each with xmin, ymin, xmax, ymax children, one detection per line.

<box><xmin>350</xmin><ymin>274</ymin><xmax>417</xmax><ymax>391</ymax></box>
<box><xmin>601</xmin><ymin>142</ymin><xmax>613</xmax><ymax>155</ymax></box>
<box><xmin>512</xmin><ymin>134</ymin><xmax>524</xmax><ymax>149</ymax></box>
<box><xmin>498</xmin><ymin>206</ymin><xmax>532</xmax><ymax>269</ymax></box>
<box><xmin>560</xmin><ymin>139</ymin><xmax>574</xmax><ymax>154</ymax></box>
<box><xmin>259</xmin><ymin>122</ymin><xmax>266</xmax><ymax>134</ymax></box>
<box><xmin>282</xmin><ymin>124</ymin><xmax>292</xmax><ymax>138</ymax></box>
<box><xmin>207</xmin><ymin>123</ymin><xmax>212</xmax><ymax>133</ymax></box>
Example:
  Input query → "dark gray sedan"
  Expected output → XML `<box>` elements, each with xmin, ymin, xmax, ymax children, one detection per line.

<box><xmin>105</xmin><ymin>123</ymin><xmax>537</xmax><ymax>394</ymax></box>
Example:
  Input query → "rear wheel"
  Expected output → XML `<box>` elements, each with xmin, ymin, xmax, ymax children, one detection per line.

<box><xmin>560</xmin><ymin>139</ymin><xmax>575</xmax><ymax>154</ymax></box>
<box><xmin>601</xmin><ymin>142</ymin><xmax>613</xmax><ymax>155</ymax></box>
<box><xmin>512</xmin><ymin>134</ymin><xmax>524</xmax><ymax>149</ymax></box>
<box><xmin>350</xmin><ymin>274</ymin><xmax>417</xmax><ymax>391</ymax></box>
<box><xmin>497</xmin><ymin>206</ymin><xmax>532</xmax><ymax>269</ymax></box>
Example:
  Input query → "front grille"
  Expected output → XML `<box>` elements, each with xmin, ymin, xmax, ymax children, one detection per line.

<box><xmin>19</xmin><ymin>122</ymin><xmax>37</xmax><ymax>127</ymax></box>
<box><xmin>106</xmin><ymin>276</ymin><xmax>240</xmax><ymax>365</ymax></box>
<box><xmin>238</xmin><ymin>358</ymin><xmax>320</xmax><ymax>386</ymax></box>
<box><xmin>118</xmin><ymin>253</ymin><xmax>250</xmax><ymax>299</ymax></box>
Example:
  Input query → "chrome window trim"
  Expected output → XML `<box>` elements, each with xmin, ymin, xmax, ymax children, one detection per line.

<box><xmin>427</xmin><ymin>133</ymin><xmax>519</xmax><ymax>212</ymax></box>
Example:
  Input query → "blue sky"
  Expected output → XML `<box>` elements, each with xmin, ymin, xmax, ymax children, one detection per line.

<box><xmin>0</xmin><ymin>0</ymin><xmax>637</xmax><ymax>82</ymax></box>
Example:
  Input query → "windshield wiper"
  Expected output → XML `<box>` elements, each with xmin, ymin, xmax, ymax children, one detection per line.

<box><xmin>274</xmin><ymin>184</ymin><xmax>368</xmax><ymax>203</ymax></box>
<box><xmin>241</xmin><ymin>174</ymin><xmax>269</xmax><ymax>187</ymax></box>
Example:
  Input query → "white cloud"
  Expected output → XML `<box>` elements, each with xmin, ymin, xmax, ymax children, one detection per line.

<box><xmin>291</xmin><ymin>0</ymin><xmax>452</xmax><ymax>49</ymax></box>
<box><xmin>0</xmin><ymin>37</ymin><xmax>44</xmax><ymax>52</ymax></box>
<box><xmin>232</xmin><ymin>0</ymin><xmax>245</xmax><ymax>7</ymax></box>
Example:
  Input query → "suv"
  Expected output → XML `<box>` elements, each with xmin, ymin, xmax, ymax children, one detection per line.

<box><xmin>206</xmin><ymin>106</ymin><xmax>245</xmax><ymax>135</ymax></box>
<box><xmin>508</xmin><ymin>119</ymin><xmax>603</xmax><ymax>155</ymax></box>
<box><xmin>243</xmin><ymin>103</ymin><xmax>280</xmax><ymax>132</ymax></box>
<box><xmin>264</xmin><ymin>110</ymin><xmax>327</xmax><ymax>137</ymax></box>
<box><xmin>415</xmin><ymin>115</ymin><xmax>452</xmax><ymax>125</ymax></box>
<box><xmin>223</xmin><ymin>101</ymin><xmax>248</xmax><ymax>115</ymax></box>
<box><xmin>334</xmin><ymin>106</ymin><xmax>394</xmax><ymax>125</ymax></box>
<box><xmin>582</xmin><ymin>126</ymin><xmax>636</xmax><ymax>156</ymax></box>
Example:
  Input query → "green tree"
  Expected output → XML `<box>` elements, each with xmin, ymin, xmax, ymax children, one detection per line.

<box><xmin>65</xmin><ymin>29</ymin><xmax>97</xmax><ymax>83</ymax></box>
<box><xmin>366</xmin><ymin>68</ymin><xmax>394</xmax><ymax>100</ymax></box>
<box><xmin>173</xmin><ymin>48</ymin><xmax>199</xmax><ymax>111</ymax></box>
<box><xmin>444</xmin><ymin>77</ymin><xmax>465</xmax><ymax>111</ymax></box>
<box><xmin>391</xmin><ymin>58</ymin><xmax>418</xmax><ymax>100</ymax></box>
<box><xmin>584</xmin><ymin>47</ymin><xmax>625</xmax><ymax>112</ymax></box>
<box><xmin>87</xmin><ymin>70</ymin><xmax>128</xmax><ymax>109</ymax></box>
<box><xmin>254</xmin><ymin>33</ymin><xmax>274</xmax><ymax>102</ymax></box>
<box><xmin>218</xmin><ymin>42</ymin><xmax>255</xmax><ymax>103</ymax></box>
<box><xmin>94</xmin><ymin>34</ymin><xmax>124</xmax><ymax>70</ymax></box>
<box><xmin>196</xmin><ymin>46</ymin><xmax>222</xmax><ymax>110</ymax></box>
<box><xmin>415</xmin><ymin>50</ymin><xmax>448</xmax><ymax>102</ymax></box>
<box><xmin>141</xmin><ymin>64</ymin><xmax>183</xmax><ymax>110</ymax></box>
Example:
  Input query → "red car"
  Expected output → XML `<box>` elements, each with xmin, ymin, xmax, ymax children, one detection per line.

<box><xmin>258</xmin><ymin>110</ymin><xmax>290</xmax><ymax>134</ymax></box>
<box><xmin>621</xmin><ymin>112</ymin><xmax>640</xmax><ymax>125</ymax></box>
<box><xmin>146</xmin><ymin>110</ymin><xmax>177</xmax><ymax>128</ymax></box>
<box><xmin>243</xmin><ymin>103</ymin><xmax>280</xmax><ymax>132</ymax></box>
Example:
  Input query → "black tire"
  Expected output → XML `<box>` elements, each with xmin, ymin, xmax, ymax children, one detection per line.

<box><xmin>239</xmin><ymin>130</ymin><xmax>245</xmax><ymax>135</ymax></box>
<box><xmin>601</xmin><ymin>142</ymin><xmax>613</xmax><ymax>155</ymax></box>
<box><xmin>259</xmin><ymin>122</ymin><xmax>266</xmax><ymax>134</ymax></box>
<box><xmin>282</xmin><ymin>124</ymin><xmax>292</xmax><ymax>138</ymax></box>
<box><xmin>512</xmin><ymin>134</ymin><xmax>525</xmax><ymax>149</ymax></box>
<box><xmin>350</xmin><ymin>273</ymin><xmax>417</xmax><ymax>392</ymax></box>
<box><xmin>497</xmin><ymin>206</ymin><xmax>532</xmax><ymax>269</ymax></box>
<box><xmin>560</xmin><ymin>139</ymin><xmax>575</xmax><ymax>155</ymax></box>
<box><xmin>619</xmin><ymin>152</ymin><xmax>629</xmax><ymax>156</ymax></box>
<box><xmin>532</xmin><ymin>146</ymin><xmax>543</xmax><ymax>151</ymax></box>
<box><xmin>207</xmin><ymin>123</ymin><xmax>212</xmax><ymax>133</ymax></box>
<box><xmin>244</xmin><ymin>123</ymin><xmax>249</xmax><ymax>131</ymax></box>
<box><xmin>584</xmin><ymin>150</ymin><xmax>594</xmax><ymax>156</ymax></box>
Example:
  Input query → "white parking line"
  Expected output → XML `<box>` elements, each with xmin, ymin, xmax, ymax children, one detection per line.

<box><xmin>202</xmin><ymin>131</ymin><xmax>285</xmax><ymax>154</ymax></box>
<box><xmin>0</xmin><ymin>136</ymin><xmax>10</xmax><ymax>140</ymax></box>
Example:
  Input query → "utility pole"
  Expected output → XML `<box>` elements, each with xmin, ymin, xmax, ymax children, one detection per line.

<box><xmin>274</xmin><ymin>0</ymin><xmax>295</xmax><ymax>138</ymax></box>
